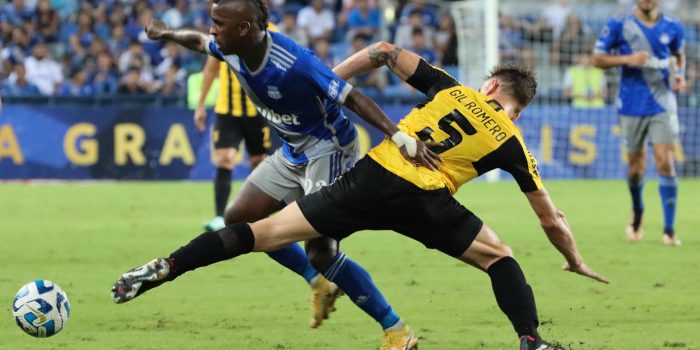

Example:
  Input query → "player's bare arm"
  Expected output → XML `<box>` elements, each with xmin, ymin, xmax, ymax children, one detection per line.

<box><xmin>524</xmin><ymin>189</ymin><xmax>609</xmax><ymax>284</ymax></box>
<box><xmin>334</xmin><ymin>41</ymin><xmax>420</xmax><ymax>82</ymax></box>
<box><xmin>592</xmin><ymin>51</ymin><xmax>649</xmax><ymax>68</ymax></box>
<box><xmin>343</xmin><ymin>89</ymin><xmax>442</xmax><ymax>170</ymax></box>
<box><xmin>193</xmin><ymin>57</ymin><xmax>220</xmax><ymax>131</ymax></box>
<box><xmin>145</xmin><ymin>19</ymin><xmax>208</xmax><ymax>54</ymax></box>
<box><xmin>671</xmin><ymin>51</ymin><xmax>686</xmax><ymax>92</ymax></box>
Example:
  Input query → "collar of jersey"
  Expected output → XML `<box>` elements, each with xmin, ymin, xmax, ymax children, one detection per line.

<box><xmin>240</xmin><ymin>31</ymin><xmax>273</xmax><ymax>77</ymax></box>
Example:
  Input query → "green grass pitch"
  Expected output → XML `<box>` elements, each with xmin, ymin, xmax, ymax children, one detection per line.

<box><xmin>1</xmin><ymin>179</ymin><xmax>699</xmax><ymax>349</ymax></box>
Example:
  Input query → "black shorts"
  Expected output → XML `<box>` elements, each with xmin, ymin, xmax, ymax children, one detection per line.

<box><xmin>297</xmin><ymin>157</ymin><xmax>483</xmax><ymax>257</ymax></box>
<box><xmin>213</xmin><ymin>114</ymin><xmax>270</xmax><ymax>155</ymax></box>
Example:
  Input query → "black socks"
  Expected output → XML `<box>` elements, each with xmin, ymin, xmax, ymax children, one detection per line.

<box><xmin>487</xmin><ymin>257</ymin><xmax>539</xmax><ymax>338</ymax></box>
<box><xmin>168</xmin><ymin>223</ymin><xmax>255</xmax><ymax>280</ymax></box>
<box><xmin>214</xmin><ymin>167</ymin><xmax>232</xmax><ymax>216</ymax></box>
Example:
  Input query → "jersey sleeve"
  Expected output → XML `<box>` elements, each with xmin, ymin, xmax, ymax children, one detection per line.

<box><xmin>670</xmin><ymin>21</ymin><xmax>685</xmax><ymax>53</ymax></box>
<box><xmin>405</xmin><ymin>58</ymin><xmax>459</xmax><ymax>99</ymax></box>
<box><xmin>594</xmin><ymin>18</ymin><xmax>622</xmax><ymax>54</ymax></box>
<box><xmin>204</xmin><ymin>35</ymin><xmax>225</xmax><ymax>61</ymax></box>
<box><xmin>502</xmin><ymin>139</ymin><xmax>543</xmax><ymax>193</ymax></box>
<box><xmin>300</xmin><ymin>55</ymin><xmax>353</xmax><ymax>104</ymax></box>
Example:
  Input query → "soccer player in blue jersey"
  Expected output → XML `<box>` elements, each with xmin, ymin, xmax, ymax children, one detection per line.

<box><xmin>593</xmin><ymin>0</ymin><xmax>685</xmax><ymax>246</ymax></box>
<box><xmin>112</xmin><ymin>0</ymin><xmax>440</xmax><ymax>348</ymax></box>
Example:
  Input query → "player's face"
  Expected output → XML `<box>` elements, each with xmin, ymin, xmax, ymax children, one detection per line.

<box><xmin>637</xmin><ymin>0</ymin><xmax>658</xmax><ymax>12</ymax></box>
<box><xmin>209</xmin><ymin>3</ymin><xmax>252</xmax><ymax>55</ymax></box>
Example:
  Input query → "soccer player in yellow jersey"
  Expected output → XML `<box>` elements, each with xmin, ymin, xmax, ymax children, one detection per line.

<box><xmin>194</xmin><ymin>21</ymin><xmax>279</xmax><ymax>232</ymax></box>
<box><xmin>113</xmin><ymin>42</ymin><xmax>608</xmax><ymax>349</ymax></box>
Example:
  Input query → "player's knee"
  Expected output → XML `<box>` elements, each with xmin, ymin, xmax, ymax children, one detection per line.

<box><xmin>480</xmin><ymin>243</ymin><xmax>514</xmax><ymax>271</ymax></box>
<box><xmin>306</xmin><ymin>242</ymin><xmax>338</xmax><ymax>273</ymax></box>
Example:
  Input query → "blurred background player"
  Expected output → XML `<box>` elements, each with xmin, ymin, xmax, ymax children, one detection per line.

<box><xmin>126</xmin><ymin>0</ymin><xmax>441</xmax><ymax>343</ymax></box>
<box><xmin>194</xmin><ymin>17</ymin><xmax>278</xmax><ymax>232</ymax></box>
<box><xmin>593</xmin><ymin>0</ymin><xmax>686</xmax><ymax>245</ymax></box>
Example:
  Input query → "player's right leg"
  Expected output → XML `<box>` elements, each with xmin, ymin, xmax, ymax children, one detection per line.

<box><xmin>620</xmin><ymin>115</ymin><xmax>650</xmax><ymax>242</ymax></box>
<box><xmin>458</xmin><ymin>224</ymin><xmax>562</xmax><ymax>350</ymax></box>
<box><xmin>204</xmin><ymin>114</ymin><xmax>241</xmax><ymax>232</ymax></box>
<box><xmin>227</xmin><ymin>151</ymin><xmax>340</xmax><ymax>325</ymax></box>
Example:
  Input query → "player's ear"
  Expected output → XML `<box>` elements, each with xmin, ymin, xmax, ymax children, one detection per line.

<box><xmin>484</xmin><ymin>78</ymin><xmax>499</xmax><ymax>96</ymax></box>
<box><xmin>239</xmin><ymin>21</ymin><xmax>251</xmax><ymax>36</ymax></box>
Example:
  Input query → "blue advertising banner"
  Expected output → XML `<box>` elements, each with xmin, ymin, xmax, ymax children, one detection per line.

<box><xmin>1</xmin><ymin>105</ymin><xmax>698</xmax><ymax>180</ymax></box>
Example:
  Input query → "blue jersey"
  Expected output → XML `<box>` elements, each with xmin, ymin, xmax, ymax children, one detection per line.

<box><xmin>205</xmin><ymin>31</ymin><xmax>356</xmax><ymax>164</ymax></box>
<box><xmin>594</xmin><ymin>14</ymin><xmax>684</xmax><ymax>116</ymax></box>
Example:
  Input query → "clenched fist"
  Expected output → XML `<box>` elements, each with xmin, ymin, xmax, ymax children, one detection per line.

<box><xmin>145</xmin><ymin>19</ymin><xmax>169</xmax><ymax>40</ymax></box>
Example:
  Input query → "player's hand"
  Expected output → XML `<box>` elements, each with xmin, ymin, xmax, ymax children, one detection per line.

<box><xmin>194</xmin><ymin>105</ymin><xmax>207</xmax><ymax>132</ymax></box>
<box><xmin>399</xmin><ymin>140</ymin><xmax>443</xmax><ymax>171</ymax></box>
<box><xmin>563</xmin><ymin>261</ymin><xmax>609</xmax><ymax>284</ymax></box>
<box><xmin>626</xmin><ymin>51</ymin><xmax>649</xmax><ymax>67</ymax></box>
<box><xmin>145</xmin><ymin>19</ymin><xmax>169</xmax><ymax>40</ymax></box>
<box><xmin>673</xmin><ymin>74</ymin><xmax>687</xmax><ymax>93</ymax></box>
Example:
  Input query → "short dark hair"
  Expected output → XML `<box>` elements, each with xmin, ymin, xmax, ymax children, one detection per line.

<box><xmin>213</xmin><ymin>0</ymin><xmax>268</xmax><ymax>30</ymax></box>
<box><xmin>487</xmin><ymin>63</ymin><xmax>537</xmax><ymax>107</ymax></box>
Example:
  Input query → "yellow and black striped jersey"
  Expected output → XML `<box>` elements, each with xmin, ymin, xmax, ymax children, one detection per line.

<box><xmin>214</xmin><ymin>23</ymin><xmax>279</xmax><ymax>117</ymax></box>
<box><xmin>368</xmin><ymin>59</ymin><xmax>543</xmax><ymax>194</ymax></box>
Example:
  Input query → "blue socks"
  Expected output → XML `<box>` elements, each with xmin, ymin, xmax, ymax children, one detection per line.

<box><xmin>628</xmin><ymin>178</ymin><xmax>644</xmax><ymax>230</ymax></box>
<box><xmin>323</xmin><ymin>252</ymin><xmax>400</xmax><ymax>330</ymax></box>
<box><xmin>658</xmin><ymin>175</ymin><xmax>678</xmax><ymax>236</ymax></box>
<box><xmin>266</xmin><ymin>243</ymin><xmax>319</xmax><ymax>283</ymax></box>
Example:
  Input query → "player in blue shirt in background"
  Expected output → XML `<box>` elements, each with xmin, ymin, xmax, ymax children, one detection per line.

<box><xmin>112</xmin><ymin>0</ymin><xmax>441</xmax><ymax>348</ymax></box>
<box><xmin>593</xmin><ymin>0</ymin><xmax>685</xmax><ymax>246</ymax></box>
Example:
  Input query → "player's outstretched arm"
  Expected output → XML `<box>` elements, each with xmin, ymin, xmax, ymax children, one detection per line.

<box><xmin>194</xmin><ymin>57</ymin><xmax>220</xmax><ymax>131</ymax></box>
<box><xmin>344</xmin><ymin>89</ymin><xmax>442</xmax><ymax>170</ymax></box>
<box><xmin>524</xmin><ymin>188</ymin><xmax>609</xmax><ymax>284</ymax></box>
<box><xmin>333</xmin><ymin>41</ymin><xmax>420</xmax><ymax>82</ymax></box>
<box><xmin>593</xmin><ymin>51</ymin><xmax>649</xmax><ymax>68</ymax></box>
<box><xmin>145</xmin><ymin>19</ymin><xmax>208</xmax><ymax>54</ymax></box>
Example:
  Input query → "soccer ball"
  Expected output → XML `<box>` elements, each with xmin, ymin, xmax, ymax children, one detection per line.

<box><xmin>12</xmin><ymin>280</ymin><xmax>71</xmax><ymax>337</ymax></box>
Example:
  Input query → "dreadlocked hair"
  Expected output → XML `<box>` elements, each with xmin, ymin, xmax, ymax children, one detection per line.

<box><xmin>213</xmin><ymin>0</ymin><xmax>269</xmax><ymax>30</ymax></box>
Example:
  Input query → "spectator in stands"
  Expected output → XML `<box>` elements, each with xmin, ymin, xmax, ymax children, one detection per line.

<box><xmin>118</xmin><ymin>41</ymin><xmax>152</xmax><ymax>73</ymax></box>
<box><xmin>1</xmin><ymin>63</ymin><xmax>41</xmax><ymax>96</ymax></box>
<box><xmin>91</xmin><ymin>51</ymin><xmax>119</xmax><ymax>95</ymax></box>
<box><xmin>394</xmin><ymin>9</ymin><xmax>434</xmax><ymax>50</ymax></box>
<box><xmin>93</xmin><ymin>6</ymin><xmax>111</xmax><ymax>40</ymax></box>
<box><xmin>1</xmin><ymin>0</ymin><xmax>35</xmax><ymax>27</ymax></box>
<box><xmin>279</xmin><ymin>11</ymin><xmax>309</xmax><ymax>48</ymax></box>
<box><xmin>58</xmin><ymin>67</ymin><xmax>94</xmax><ymax>96</ymax></box>
<box><xmin>135</xmin><ymin>9</ymin><xmax>163</xmax><ymax>64</ymax></box>
<box><xmin>346</xmin><ymin>0</ymin><xmax>380</xmax><ymax>40</ymax></box>
<box><xmin>67</xmin><ymin>11</ymin><xmax>95</xmax><ymax>58</ymax></box>
<box><xmin>162</xmin><ymin>0</ymin><xmax>188</xmax><ymax>29</ymax></box>
<box><xmin>118</xmin><ymin>67</ymin><xmax>149</xmax><ymax>94</ymax></box>
<box><xmin>155</xmin><ymin>42</ymin><xmax>182</xmax><ymax>79</ymax></box>
<box><xmin>551</xmin><ymin>14</ymin><xmax>591</xmax><ymax>68</ymax></box>
<box><xmin>398</xmin><ymin>1</ymin><xmax>439</xmax><ymax>29</ymax></box>
<box><xmin>434</xmin><ymin>14</ymin><xmax>458</xmax><ymax>66</ymax></box>
<box><xmin>563</xmin><ymin>52</ymin><xmax>607</xmax><ymax>108</ymax></box>
<box><xmin>499</xmin><ymin>13</ymin><xmax>534</xmax><ymax>69</ymax></box>
<box><xmin>408</xmin><ymin>28</ymin><xmax>436</xmax><ymax>65</ymax></box>
<box><xmin>1</xmin><ymin>27</ymin><xmax>31</xmax><ymax>67</ymax></box>
<box><xmin>297</xmin><ymin>0</ymin><xmax>335</xmax><ymax>44</ymax></box>
<box><xmin>35</xmin><ymin>0</ymin><xmax>60</xmax><ymax>43</ymax></box>
<box><xmin>313</xmin><ymin>37</ymin><xmax>335</xmax><ymax>67</ymax></box>
<box><xmin>543</xmin><ymin>0</ymin><xmax>573</xmax><ymax>39</ymax></box>
<box><xmin>159</xmin><ymin>62</ymin><xmax>186</xmax><ymax>96</ymax></box>
<box><xmin>108</xmin><ymin>24</ymin><xmax>130</xmax><ymax>54</ymax></box>
<box><xmin>24</xmin><ymin>43</ymin><xmax>63</xmax><ymax>95</ymax></box>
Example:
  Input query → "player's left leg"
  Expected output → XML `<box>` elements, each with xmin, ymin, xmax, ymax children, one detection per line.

<box><xmin>301</xmin><ymin>148</ymin><xmax>406</xmax><ymax>333</ymax></box>
<box><xmin>458</xmin><ymin>225</ymin><xmax>562</xmax><ymax>350</ymax></box>
<box><xmin>649</xmin><ymin>113</ymin><xmax>680</xmax><ymax>246</ymax></box>
<box><xmin>111</xmin><ymin>202</ymin><xmax>323</xmax><ymax>304</ymax></box>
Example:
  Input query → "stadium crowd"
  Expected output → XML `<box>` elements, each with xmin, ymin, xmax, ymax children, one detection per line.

<box><xmin>1</xmin><ymin>0</ymin><xmax>699</xmax><ymax>103</ymax></box>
